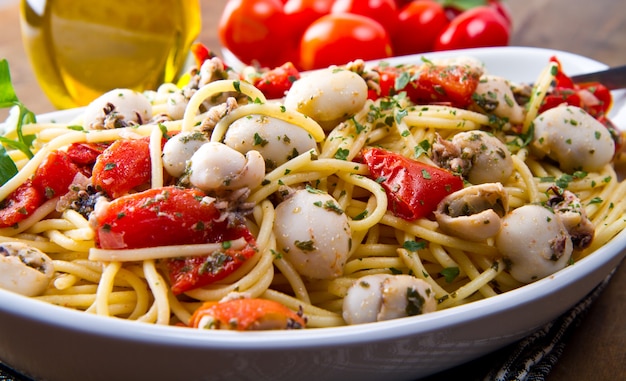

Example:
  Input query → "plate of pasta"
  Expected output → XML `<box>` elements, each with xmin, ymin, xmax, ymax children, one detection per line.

<box><xmin>0</xmin><ymin>46</ymin><xmax>625</xmax><ymax>381</ymax></box>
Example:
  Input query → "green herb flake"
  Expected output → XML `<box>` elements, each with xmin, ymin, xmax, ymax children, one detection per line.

<box><xmin>440</xmin><ymin>267</ymin><xmax>460</xmax><ymax>283</ymax></box>
<box><xmin>294</xmin><ymin>240</ymin><xmax>316</xmax><ymax>251</ymax></box>
<box><xmin>405</xmin><ymin>287</ymin><xmax>426</xmax><ymax>316</ymax></box>
<box><xmin>353</xmin><ymin>210</ymin><xmax>368</xmax><ymax>221</ymax></box>
<box><xmin>403</xmin><ymin>240</ymin><xmax>426</xmax><ymax>252</ymax></box>
<box><xmin>253</xmin><ymin>133</ymin><xmax>269</xmax><ymax>147</ymax></box>
<box><xmin>334</xmin><ymin>148</ymin><xmax>350</xmax><ymax>160</ymax></box>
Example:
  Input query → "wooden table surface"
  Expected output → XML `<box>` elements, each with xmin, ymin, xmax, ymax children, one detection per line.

<box><xmin>0</xmin><ymin>1</ymin><xmax>624</xmax><ymax>380</ymax></box>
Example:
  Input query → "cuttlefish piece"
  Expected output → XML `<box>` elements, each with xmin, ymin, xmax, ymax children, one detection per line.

<box><xmin>0</xmin><ymin>242</ymin><xmax>54</xmax><ymax>296</ymax></box>
<box><xmin>434</xmin><ymin>183</ymin><xmax>509</xmax><ymax>241</ymax></box>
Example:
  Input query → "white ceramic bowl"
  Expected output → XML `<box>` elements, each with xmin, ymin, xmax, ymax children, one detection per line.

<box><xmin>1</xmin><ymin>46</ymin><xmax>625</xmax><ymax>381</ymax></box>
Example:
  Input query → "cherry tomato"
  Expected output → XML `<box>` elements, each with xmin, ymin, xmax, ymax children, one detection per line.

<box><xmin>443</xmin><ymin>3</ymin><xmax>463</xmax><ymax>22</ymax></box>
<box><xmin>32</xmin><ymin>150</ymin><xmax>80</xmax><ymax>199</ymax></box>
<box><xmin>0</xmin><ymin>180</ymin><xmax>44</xmax><ymax>228</ymax></box>
<box><xmin>393</xmin><ymin>0</ymin><xmax>413</xmax><ymax>8</ymax></box>
<box><xmin>361</xmin><ymin>147</ymin><xmax>464</xmax><ymax>220</ymax></box>
<box><xmin>92</xmin><ymin>138</ymin><xmax>153</xmax><ymax>199</ymax></box>
<box><xmin>331</xmin><ymin>0</ymin><xmax>398</xmax><ymax>35</ymax></box>
<box><xmin>393</xmin><ymin>0</ymin><xmax>449</xmax><ymax>56</ymax></box>
<box><xmin>247</xmin><ymin>61</ymin><xmax>301</xmax><ymax>99</ymax></box>
<box><xmin>283</xmin><ymin>0</ymin><xmax>334</xmax><ymax>38</ymax></box>
<box><xmin>488</xmin><ymin>0</ymin><xmax>512</xmax><ymax>27</ymax></box>
<box><xmin>218</xmin><ymin>0</ymin><xmax>293</xmax><ymax>68</ymax></box>
<box><xmin>299</xmin><ymin>13</ymin><xmax>393</xmax><ymax>71</ymax></box>
<box><xmin>434</xmin><ymin>6</ymin><xmax>509</xmax><ymax>51</ymax></box>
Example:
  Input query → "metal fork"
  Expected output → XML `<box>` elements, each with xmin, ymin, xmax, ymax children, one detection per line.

<box><xmin>569</xmin><ymin>65</ymin><xmax>626</xmax><ymax>90</ymax></box>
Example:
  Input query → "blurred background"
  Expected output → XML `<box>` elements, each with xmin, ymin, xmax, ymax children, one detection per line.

<box><xmin>1</xmin><ymin>0</ymin><xmax>624</xmax><ymax>116</ymax></box>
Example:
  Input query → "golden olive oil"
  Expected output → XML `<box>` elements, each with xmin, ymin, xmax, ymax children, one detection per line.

<box><xmin>20</xmin><ymin>0</ymin><xmax>201</xmax><ymax>109</ymax></box>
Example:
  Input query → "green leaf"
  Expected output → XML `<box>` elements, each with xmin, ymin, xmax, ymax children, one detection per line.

<box><xmin>0</xmin><ymin>144</ymin><xmax>18</xmax><ymax>185</ymax></box>
<box><xmin>0</xmin><ymin>59</ymin><xmax>37</xmax><ymax>184</ymax></box>
<box><xmin>0</xmin><ymin>59</ymin><xmax>19</xmax><ymax>107</ymax></box>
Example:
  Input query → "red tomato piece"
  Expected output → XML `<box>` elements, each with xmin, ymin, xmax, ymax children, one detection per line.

<box><xmin>32</xmin><ymin>150</ymin><xmax>80</xmax><ymax>199</ymax></box>
<box><xmin>369</xmin><ymin>63</ymin><xmax>480</xmax><ymax>108</ymax></box>
<box><xmin>539</xmin><ymin>56</ymin><xmax>613</xmax><ymax>119</ymax></box>
<box><xmin>549</xmin><ymin>56</ymin><xmax>576</xmax><ymax>89</ymax></box>
<box><xmin>92</xmin><ymin>138</ymin><xmax>152</xmax><ymax>198</ymax></box>
<box><xmin>331</xmin><ymin>0</ymin><xmax>398</xmax><ymax>35</ymax></box>
<box><xmin>66</xmin><ymin>142</ymin><xmax>110</xmax><ymax>167</ymax></box>
<box><xmin>66</xmin><ymin>142</ymin><xmax>110</xmax><ymax>177</ymax></box>
<box><xmin>92</xmin><ymin>186</ymin><xmax>258</xmax><ymax>294</ymax></box>
<box><xmin>361</xmin><ymin>147</ymin><xmax>463</xmax><ymax>220</ymax></box>
<box><xmin>299</xmin><ymin>13</ymin><xmax>393</xmax><ymax>71</ymax></box>
<box><xmin>190</xmin><ymin>42</ymin><xmax>213</xmax><ymax>69</ymax></box>
<box><xmin>167</xmin><ymin>239</ymin><xmax>257</xmax><ymax>294</ymax></box>
<box><xmin>0</xmin><ymin>180</ymin><xmax>44</xmax><ymax>228</ymax></box>
<box><xmin>248</xmin><ymin>62</ymin><xmax>301</xmax><ymax>99</ymax></box>
<box><xmin>538</xmin><ymin>88</ymin><xmax>582</xmax><ymax>114</ymax></box>
<box><xmin>411</xmin><ymin>63</ymin><xmax>480</xmax><ymax>107</ymax></box>
<box><xmin>367</xmin><ymin>64</ymin><xmax>400</xmax><ymax>100</ymax></box>
<box><xmin>393</xmin><ymin>0</ymin><xmax>449</xmax><ymax>56</ymax></box>
<box><xmin>94</xmin><ymin>186</ymin><xmax>232</xmax><ymax>249</ymax></box>
<box><xmin>578</xmin><ymin>82</ymin><xmax>612</xmax><ymax>118</ymax></box>
<box><xmin>434</xmin><ymin>6</ymin><xmax>509</xmax><ymax>51</ymax></box>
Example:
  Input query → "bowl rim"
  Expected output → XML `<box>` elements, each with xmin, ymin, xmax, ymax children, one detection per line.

<box><xmin>1</xmin><ymin>225</ymin><xmax>624</xmax><ymax>349</ymax></box>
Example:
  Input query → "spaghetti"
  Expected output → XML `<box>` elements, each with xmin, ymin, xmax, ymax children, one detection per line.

<box><xmin>1</xmin><ymin>55</ymin><xmax>624</xmax><ymax>329</ymax></box>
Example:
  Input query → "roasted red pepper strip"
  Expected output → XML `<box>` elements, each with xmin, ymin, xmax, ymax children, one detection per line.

<box><xmin>92</xmin><ymin>186</ymin><xmax>258</xmax><ymax>294</ymax></box>
<box><xmin>361</xmin><ymin>147</ymin><xmax>464</xmax><ymax>221</ymax></box>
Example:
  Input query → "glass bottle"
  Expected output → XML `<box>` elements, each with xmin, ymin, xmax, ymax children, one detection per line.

<box><xmin>20</xmin><ymin>0</ymin><xmax>202</xmax><ymax>109</ymax></box>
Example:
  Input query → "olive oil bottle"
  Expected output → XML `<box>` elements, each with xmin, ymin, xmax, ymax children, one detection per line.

<box><xmin>20</xmin><ymin>0</ymin><xmax>201</xmax><ymax>109</ymax></box>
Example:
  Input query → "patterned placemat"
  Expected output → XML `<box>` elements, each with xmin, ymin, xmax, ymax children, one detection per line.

<box><xmin>422</xmin><ymin>265</ymin><xmax>618</xmax><ymax>381</ymax></box>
